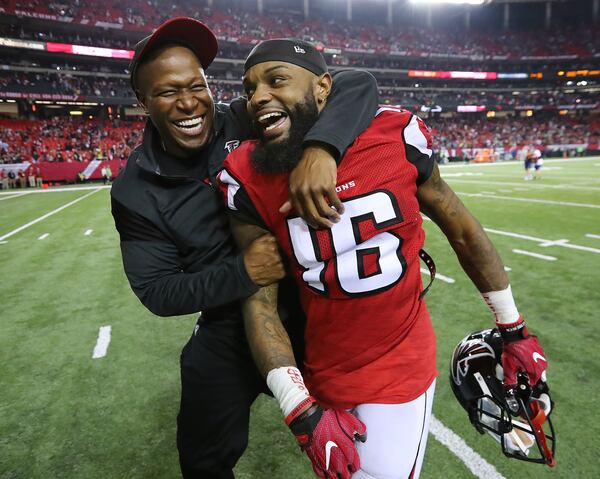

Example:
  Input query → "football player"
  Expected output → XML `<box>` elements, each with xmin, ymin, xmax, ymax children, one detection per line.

<box><xmin>218</xmin><ymin>39</ymin><xmax>549</xmax><ymax>479</ymax></box>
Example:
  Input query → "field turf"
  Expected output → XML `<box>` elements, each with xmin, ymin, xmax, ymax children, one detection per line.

<box><xmin>1</xmin><ymin>156</ymin><xmax>599</xmax><ymax>478</ymax></box>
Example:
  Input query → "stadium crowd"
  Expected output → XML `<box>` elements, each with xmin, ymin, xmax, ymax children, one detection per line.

<box><xmin>430</xmin><ymin>115</ymin><xmax>599</xmax><ymax>151</ymax></box>
<box><xmin>378</xmin><ymin>88</ymin><xmax>599</xmax><ymax>109</ymax></box>
<box><xmin>0</xmin><ymin>118</ymin><xmax>143</xmax><ymax>163</ymax></box>
<box><xmin>1</xmin><ymin>70</ymin><xmax>596</xmax><ymax>109</ymax></box>
<box><xmin>1</xmin><ymin>115</ymin><xmax>597</xmax><ymax>166</ymax></box>
<box><xmin>0</xmin><ymin>71</ymin><xmax>241</xmax><ymax>101</ymax></box>
<box><xmin>1</xmin><ymin>1</ymin><xmax>597</xmax><ymax>59</ymax></box>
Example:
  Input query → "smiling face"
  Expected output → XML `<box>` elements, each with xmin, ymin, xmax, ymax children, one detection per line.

<box><xmin>242</xmin><ymin>61</ymin><xmax>331</xmax><ymax>145</ymax></box>
<box><xmin>136</xmin><ymin>45</ymin><xmax>214</xmax><ymax>159</ymax></box>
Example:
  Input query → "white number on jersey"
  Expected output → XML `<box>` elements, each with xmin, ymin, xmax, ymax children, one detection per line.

<box><xmin>287</xmin><ymin>190</ymin><xmax>406</xmax><ymax>296</ymax></box>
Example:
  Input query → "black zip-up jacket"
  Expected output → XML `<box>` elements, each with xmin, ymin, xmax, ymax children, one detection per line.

<box><xmin>111</xmin><ymin>70</ymin><xmax>378</xmax><ymax>318</ymax></box>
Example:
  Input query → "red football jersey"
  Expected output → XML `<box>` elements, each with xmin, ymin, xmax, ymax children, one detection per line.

<box><xmin>219</xmin><ymin>107</ymin><xmax>437</xmax><ymax>408</ymax></box>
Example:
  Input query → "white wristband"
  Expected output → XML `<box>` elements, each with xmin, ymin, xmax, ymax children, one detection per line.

<box><xmin>266</xmin><ymin>367</ymin><xmax>310</xmax><ymax>417</ymax></box>
<box><xmin>481</xmin><ymin>285</ymin><xmax>520</xmax><ymax>324</ymax></box>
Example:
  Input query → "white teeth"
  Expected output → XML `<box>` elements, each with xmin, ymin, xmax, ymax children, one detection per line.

<box><xmin>174</xmin><ymin>117</ymin><xmax>203</xmax><ymax>128</ymax></box>
<box><xmin>258</xmin><ymin>112</ymin><xmax>283</xmax><ymax>123</ymax></box>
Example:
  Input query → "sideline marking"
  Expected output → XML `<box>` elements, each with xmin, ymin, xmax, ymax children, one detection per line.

<box><xmin>0</xmin><ymin>185</ymin><xmax>110</xmax><ymax>196</ymax></box>
<box><xmin>456</xmin><ymin>191</ymin><xmax>600</xmax><ymax>209</ymax></box>
<box><xmin>484</xmin><ymin>228</ymin><xmax>600</xmax><ymax>254</ymax></box>
<box><xmin>440</xmin><ymin>156</ymin><xmax>599</xmax><ymax>168</ymax></box>
<box><xmin>84</xmin><ymin>229</ymin><xmax>93</xmax><ymax>236</ymax></box>
<box><xmin>586</xmin><ymin>234</ymin><xmax>600</xmax><ymax>239</ymax></box>
<box><xmin>421</xmin><ymin>268</ymin><xmax>455</xmax><ymax>284</ymax></box>
<box><xmin>442</xmin><ymin>172</ymin><xmax>483</xmax><ymax>177</ymax></box>
<box><xmin>504</xmin><ymin>266</ymin><xmax>512</xmax><ymax>271</ymax></box>
<box><xmin>92</xmin><ymin>325</ymin><xmax>112</xmax><ymax>359</ymax></box>
<box><xmin>37</xmin><ymin>233</ymin><xmax>49</xmax><ymax>240</ymax></box>
<box><xmin>538</xmin><ymin>239</ymin><xmax>570</xmax><ymax>247</ymax></box>
<box><xmin>512</xmin><ymin>249</ymin><xmax>557</xmax><ymax>261</ymax></box>
<box><xmin>449</xmin><ymin>179</ymin><xmax>600</xmax><ymax>192</ymax></box>
<box><xmin>423</xmin><ymin>216</ymin><xmax>600</xmax><ymax>255</ymax></box>
<box><xmin>0</xmin><ymin>192</ymin><xmax>29</xmax><ymax>201</ymax></box>
<box><xmin>0</xmin><ymin>189</ymin><xmax>101</xmax><ymax>242</ymax></box>
<box><xmin>430</xmin><ymin>416</ymin><xmax>506</xmax><ymax>479</ymax></box>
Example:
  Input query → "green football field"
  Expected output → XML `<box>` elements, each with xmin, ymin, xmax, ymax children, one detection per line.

<box><xmin>1</xmin><ymin>157</ymin><xmax>599</xmax><ymax>479</ymax></box>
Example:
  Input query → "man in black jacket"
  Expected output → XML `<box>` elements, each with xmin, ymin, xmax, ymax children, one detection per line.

<box><xmin>111</xmin><ymin>17</ymin><xmax>379</xmax><ymax>479</ymax></box>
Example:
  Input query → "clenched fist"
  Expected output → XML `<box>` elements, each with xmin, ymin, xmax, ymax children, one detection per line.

<box><xmin>243</xmin><ymin>234</ymin><xmax>285</xmax><ymax>286</ymax></box>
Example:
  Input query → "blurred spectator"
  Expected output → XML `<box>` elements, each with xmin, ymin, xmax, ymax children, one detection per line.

<box><xmin>0</xmin><ymin>2</ymin><xmax>597</xmax><ymax>59</ymax></box>
<box><xmin>0</xmin><ymin>118</ymin><xmax>144</xmax><ymax>164</ymax></box>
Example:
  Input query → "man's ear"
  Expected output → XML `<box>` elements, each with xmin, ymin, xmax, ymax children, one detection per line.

<box><xmin>315</xmin><ymin>72</ymin><xmax>333</xmax><ymax>106</ymax></box>
<box><xmin>136</xmin><ymin>92</ymin><xmax>150</xmax><ymax>116</ymax></box>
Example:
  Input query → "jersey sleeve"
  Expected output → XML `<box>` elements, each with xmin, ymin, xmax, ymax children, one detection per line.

<box><xmin>217</xmin><ymin>166</ymin><xmax>268</xmax><ymax>230</ymax></box>
<box><xmin>402</xmin><ymin>114</ymin><xmax>435</xmax><ymax>185</ymax></box>
<box><xmin>303</xmin><ymin>69</ymin><xmax>379</xmax><ymax>161</ymax></box>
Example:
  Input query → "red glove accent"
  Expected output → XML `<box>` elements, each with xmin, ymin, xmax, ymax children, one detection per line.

<box><xmin>287</xmin><ymin>400</ymin><xmax>367</xmax><ymax>479</ymax></box>
<box><xmin>499</xmin><ymin>318</ymin><xmax>548</xmax><ymax>387</ymax></box>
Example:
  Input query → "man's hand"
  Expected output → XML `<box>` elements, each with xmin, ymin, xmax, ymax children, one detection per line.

<box><xmin>243</xmin><ymin>234</ymin><xmax>285</xmax><ymax>286</ymax></box>
<box><xmin>281</xmin><ymin>145</ymin><xmax>344</xmax><ymax>229</ymax></box>
<box><xmin>287</xmin><ymin>402</ymin><xmax>366</xmax><ymax>479</ymax></box>
<box><xmin>499</xmin><ymin>317</ymin><xmax>548</xmax><ymax>388</ymax></box>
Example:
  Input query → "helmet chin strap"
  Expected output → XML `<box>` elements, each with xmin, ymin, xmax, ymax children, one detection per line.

<box><xmin>523</xmin><ymin>399</ymin><xmax>557</xmax><ymax>467</ymax></box>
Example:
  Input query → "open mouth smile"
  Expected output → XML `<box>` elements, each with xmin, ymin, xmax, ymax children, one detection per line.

<box><xmin>257</xmin><ymin>110</ymin><xmax>290</xmax><ymax>136</ymax></box>
<box><xmin>172</xmin><ymin>115</ymin><xmax>205</xmax><ymax>136</ymax></box>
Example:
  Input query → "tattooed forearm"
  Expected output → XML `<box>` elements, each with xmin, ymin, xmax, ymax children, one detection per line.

<box><xmin>417</xmin><ymin>163</ymin><xmax>509</xmax><ymax>293</ymax></box>
<box><xmin>228</xmin><ymin>217</ymin><xmax>297</xmax><ymax>377</ymax></box>
<box><xmin>242</xmin><ymin>284</ymin><xmax>297</xmax><ymax>378</ymax></box>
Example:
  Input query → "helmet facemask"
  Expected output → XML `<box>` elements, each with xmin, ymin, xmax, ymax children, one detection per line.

<box><xmin>450</xmin><ymin>329</ymin><xmax>556</xmax><ymax>468</ymax></box>
<box><xmin>471</xmin><ymin>371</ymin><xmax>556</xmax><ymax>467</ymax></box>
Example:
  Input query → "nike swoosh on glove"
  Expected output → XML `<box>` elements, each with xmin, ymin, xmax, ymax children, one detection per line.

<box><xmin>287</xmin><ymin>400</ymin><xmax>367</xmax><ymax>479</ymax></box>
<box><xmin>499</xmin><ymin>318</ymin><xmax>548</xmax><ymax>387</ymax></box>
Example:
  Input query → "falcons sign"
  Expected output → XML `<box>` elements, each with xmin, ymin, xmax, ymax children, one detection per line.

<box><xmin>451</xmin><ymin>337</ymin><xmax>496</xmax><ymax>386</ymax></box>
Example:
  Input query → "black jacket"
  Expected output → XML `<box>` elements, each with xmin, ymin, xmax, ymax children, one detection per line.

<box><xmin>111</xmin><ymin>70</ymin><xmax>378</xmax><ymax>318</ymax></box>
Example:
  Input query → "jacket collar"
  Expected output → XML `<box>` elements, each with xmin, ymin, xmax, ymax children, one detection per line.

<box><xmin>135</xmin><ymin>119</ymin><xmax>212</xmax><ymax>180</ymax></box>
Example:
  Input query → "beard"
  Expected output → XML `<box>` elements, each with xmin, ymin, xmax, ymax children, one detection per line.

<box><xmin>251</xmin><ymin>93</ymin><xmax>319</xmax><ymax>175</ymax></box>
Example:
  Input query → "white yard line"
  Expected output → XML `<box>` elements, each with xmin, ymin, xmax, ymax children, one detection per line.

<box><xmin>512</xmin><ymin>249</ymin><xmax>557</xmax><ymax>261</ymax></box>
<box><xmin>456</xmin><ymin>191</ymin><xmax>600</xmax><ymax>209</ymax></box>
<box><xmin>484</xmin><ymin>228</ymin><xmax>600</xmax><ymax>254</ymax></box>
<box><xmin>440</xmin><ymin>157</ymin><xmax>599</xmax><ymax>168</ymax></box>
<box><xmin>448</xmin><ymin>179</ymin><xmax>600</xmax><ymax>192</ymax></box>
<box><xmin>586</xmin><ymin>234</ymin><xmax>600</xmax><ymax>239</ymax></box>
<box><xmin>0</xmin><ymin>192</ymin><xmax>29</xmax><ymax>200</ymax></box>
<box><xmin>84</xmin><ymin>229</ymin><xmax>93</xmax><ymax>236</ymax></box>
<box><xmin>538</xmin><ymin>239</ymin><xmax>570</xmax><ymax>247</ymax></box>
<box><xmin>498</xmin><ymin>189</ymin><xmax>512</xmax><ymax>193</ymax></box>
<box><xmin>441</xmin><ymin>172</ymin><xmax>483</xmax><ymax>177</ymax></box>
<box><xmin>92</xmin><ymin>325</ymin><xmax>112</xmax><ymax>359</ymax></box>
<box><xmin>430</xmin><ymin>416</ymin><xmax>506</xmax><ymax>479</ymax></box>
<box><xmin>37</xmin><ymin>233</ymin><xmax>49</xmax><ymax>240</ymax></box>
<box><xmin>0</xmin><ymin>185</ymin><xmax>111</xmax><ymax>199</ymax></box>
<box><xmin>0</xmin><ymin>189</ymin><xmax>101</xmax><ymax>242</ymax></box>
<box><xmin>0</xmin><ymin>185</ymin><xmax>110</xmax><ymax>196</ymax></box>
<box><xmin>504</xmin><ymin>266</ymin><xmax>512</xmax><ymax>271</ymax></box>
<box><xmin>422</xmin><ymin>216</ymin><xmax>600</xmax><ymax>255</ymax></box>
<box><xmin>421</xmin><ymin>268</ymin><xmax>455</xmax><ymax>284</ymax></box>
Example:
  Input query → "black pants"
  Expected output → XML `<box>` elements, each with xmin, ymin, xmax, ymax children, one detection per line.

<box><xmin>177</xmin><ymin>312</ymin><xmax>305</xmax><ymax>479</ymax></box>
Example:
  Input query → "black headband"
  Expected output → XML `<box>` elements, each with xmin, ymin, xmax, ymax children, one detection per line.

<box><xmin>244</xmin><ymin>39</ymin><xmax>328</xmax><ymax>76</ymax></box>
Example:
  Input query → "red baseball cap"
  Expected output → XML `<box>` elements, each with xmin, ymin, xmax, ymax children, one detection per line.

<box><xmin>129</xmin><ymin>17</ymin><xmax>218</xmax><ymax>91</ymax></box>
